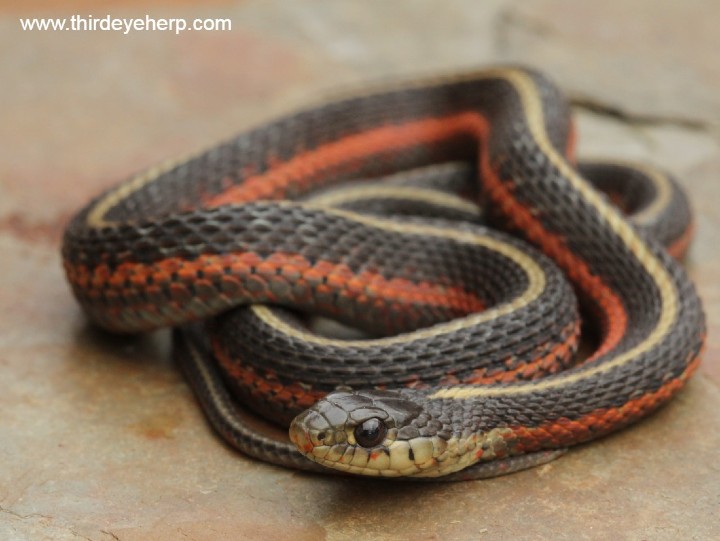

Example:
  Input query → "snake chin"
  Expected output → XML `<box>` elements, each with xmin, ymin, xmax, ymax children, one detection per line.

<box><xmin>289</xmin><ymin>389</ymin><xmax>459</xmax><ymax>477</ymax></box>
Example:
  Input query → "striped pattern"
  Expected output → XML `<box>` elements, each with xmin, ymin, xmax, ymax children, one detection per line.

<box><xmin>62</xmin><ymin>67</ymin><xmax>704</xmax><ymax>479</ymax></box>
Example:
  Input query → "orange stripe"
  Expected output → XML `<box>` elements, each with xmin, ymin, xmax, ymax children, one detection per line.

<box><xmin>508</xmin><ymin>353</ymin><xmax>701</xmax><ymax>453</ymax></box>
<box><xmin>463</xmin><ymin>320</ymin><xmax>580</xmax><ymax>385</ymax></box>
<box><xmin>213</xmin><ymin>336</ymin><xmax>326</xmax><ymax>414</ymax></box>
<box><xmin>205</xmin><ymin>117</ymin><xmax>473</xmax><ymax>206</ymax></box>
<box><xmin>65</xmin><ymin>251</ymin><xmax>485</xmax><ymax>324</ymax></box>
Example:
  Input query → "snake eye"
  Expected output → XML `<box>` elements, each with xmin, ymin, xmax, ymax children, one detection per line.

<box><xmin>353</xmin><ymin>418</ymin><xmax>387</xmax><ymax>448</ymax></box>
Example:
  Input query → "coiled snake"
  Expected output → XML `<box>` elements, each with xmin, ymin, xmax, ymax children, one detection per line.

<box><xmin>63</xmin><ymin>67</ymin><xmax>705</xmax><ymax>480</ymax></box>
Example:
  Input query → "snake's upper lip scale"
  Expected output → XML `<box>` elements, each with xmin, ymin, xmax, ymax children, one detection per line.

<box><xmin>289</xmin><ymin>416</ymin><xmax>314</xmax><ymax>454</ymax></box>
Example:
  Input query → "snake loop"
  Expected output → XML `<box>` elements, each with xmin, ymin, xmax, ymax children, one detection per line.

<box><xmin>63</xmin><ymin>67</ymin><xmax>705</xmax><ymax>480</ymax></box>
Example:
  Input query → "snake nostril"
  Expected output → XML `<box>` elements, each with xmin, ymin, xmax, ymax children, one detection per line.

<box><xmin>317</xmin><ymin>431</ymin><xmax>326</xmax><ymax>441</ymax></box>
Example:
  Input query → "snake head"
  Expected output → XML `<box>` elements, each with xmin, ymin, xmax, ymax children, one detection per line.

<box><xmin>290</xmin><ymin>389</ymin><xmax>461</xmax><ymax>477</ymax></box>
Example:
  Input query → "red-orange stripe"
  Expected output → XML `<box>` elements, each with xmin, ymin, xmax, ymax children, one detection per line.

<box><xmin>507</xmin><ymin>353</ymin><xmax>702</xmax><ymax>453</ymax></box>
<box><xmin>213</xmin><ymin>336</ymin><xmax>326</xmax><ymax>412</ymax></box>
<box><xmin>205</xmin><ymin>117</ymin><xmax>472</xmax><ymax>206</ymax></box>
<box><xmin>65</xmin><ymin>251</ymin><xmax>486</xmax><ymax>321</ymax></box>
<box><xmin>462</xmin><ymin>320</ymin><xmax>580</xmax><ymax>385</ymax></box>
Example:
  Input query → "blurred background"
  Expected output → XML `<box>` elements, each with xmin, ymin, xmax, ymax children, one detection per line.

<box><xmin>1</xmin><ymin>1</ymin><xmax>718</xmax><ymax>540</ymax></box>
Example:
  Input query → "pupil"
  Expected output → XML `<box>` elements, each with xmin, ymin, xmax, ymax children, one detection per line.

<box><xmin>354</xmin><ymin>418</ymin><xmax>387</xmax><ymax>448</ymax></box>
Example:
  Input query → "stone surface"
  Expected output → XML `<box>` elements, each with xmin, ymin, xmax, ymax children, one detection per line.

<box><xmin>2</xmin><ymin>1</ymin><xmax>719</xmax><ymax>540</ymax></box>
<box><xmin>497</xmin><ymin>0</ymin><xmax>720</xmax><ymax>124</ymax></box>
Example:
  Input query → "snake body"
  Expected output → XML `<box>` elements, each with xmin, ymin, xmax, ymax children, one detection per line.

<box><xmin>63</xmin><ymin>67</ymin><xmax>705</xmax><ymax>480</ymax></box>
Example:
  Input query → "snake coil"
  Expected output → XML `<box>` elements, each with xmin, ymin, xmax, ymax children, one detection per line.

<box><xmin>63</xmin><ymin>67</ymin><xmax>705</xmax><ymax>480</ymax></box>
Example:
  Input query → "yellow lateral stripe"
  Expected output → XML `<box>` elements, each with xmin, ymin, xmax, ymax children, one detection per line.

<box><xmin>306</xmin><ymin>185</ymin><xmax>481</xmax><ymax>216</ymax></box>
<box><xmin>87</xmin><ymin>155</ymin><xmax>189</xmax><ymax>228</ymax></box>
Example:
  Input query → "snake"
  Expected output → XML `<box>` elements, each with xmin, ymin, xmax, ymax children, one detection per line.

<box><xmin>62</xmin><ymin>67</ymin><xmax>705</xmax><ymax>481</ymax></box>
